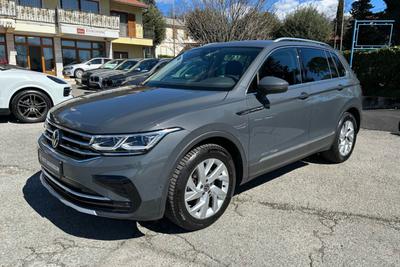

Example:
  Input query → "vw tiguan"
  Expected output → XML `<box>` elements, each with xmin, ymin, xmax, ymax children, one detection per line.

<box><xmin>38</xmin><ymin>38</ymin><xmax>362</xmax><ymax>230</ymax></box>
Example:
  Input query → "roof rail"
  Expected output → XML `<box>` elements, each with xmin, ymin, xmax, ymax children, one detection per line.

<box><xmin>274</xmin><ymin>37</ymin><xmax>330</xmax><ymax>47</ymax></box>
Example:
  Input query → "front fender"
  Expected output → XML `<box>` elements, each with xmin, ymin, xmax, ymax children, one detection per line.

<box><xmin>158</xmin><ymin>125</ymin><xmax>249</xmax><ymax>217</ymax></box>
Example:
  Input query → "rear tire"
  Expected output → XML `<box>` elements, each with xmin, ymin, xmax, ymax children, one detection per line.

<box><xmin>11</xmin><ymin>90</ymin><xmax>52</xmax><ymax>123</ymax></box>
<box><xmin>165</xmin><ymin>144</ymin><xmax>236</xmax><ymax>231</ymax></box>
<box><xmin>321</xmin><ymin>112</ymin><xmax>358</xmax><ymax>163</ymax></box>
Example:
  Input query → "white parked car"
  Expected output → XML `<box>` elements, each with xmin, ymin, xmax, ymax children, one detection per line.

<box><xmin>0</xmin><ymin>65</ymin><xmax>72</xmax><ymax>123</ymax></box>
<box><xmin>63</xmin><ymin>58</ymin><xmax>110</xmax><ymax>79</ymax></box>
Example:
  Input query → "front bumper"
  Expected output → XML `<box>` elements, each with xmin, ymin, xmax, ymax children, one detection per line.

<box><xmin>63</xmin><ymin>69</ymin><xmax>74</xmax><ymax>76</ymax></box>
<box><xmin>37</xmin><ymin>129</ymin><xmax>187</xmax><ymax>220</ymax></box>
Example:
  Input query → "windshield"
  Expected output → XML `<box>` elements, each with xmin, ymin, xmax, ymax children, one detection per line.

<box><xmin>129</xmin><ymin>59</ymin><xmax>159</xmax><ymax>73</ymax></box>
<box><xmin>116</xmin><ymin>60</ymin><xmax>139</xmax><ymax>71</ymax></box>
<box><xmin>146</xmin><ymin>46</ymin><xmax>262</xmax><ymax>91</ymax></box>
<box><xmin>101</xmin><ymin>59</ymin><xmax>123</xmax><ymax>69</ymax></box>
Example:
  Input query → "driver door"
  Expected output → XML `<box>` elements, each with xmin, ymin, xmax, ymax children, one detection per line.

<box><xmin>247</xmin><ymin>47</ymin><xmax>312</xmax><ymax>178</ymax></box>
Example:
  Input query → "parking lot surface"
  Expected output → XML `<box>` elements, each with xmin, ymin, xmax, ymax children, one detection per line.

<box><xmin>0</xmin><ymin>121</ymin><xmax>399</xmax><ymax>266</ymax></box>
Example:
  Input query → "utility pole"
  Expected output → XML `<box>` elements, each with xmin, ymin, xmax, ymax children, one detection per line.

<box><xmin>172</xmin><ymin>0</ymin><xmax>176</xmax><ymax>57</ymax></box>
<box><xmin>340</xmin><ymin>0</ymin><xmax>345</xmax><ymax>52</ymax></box>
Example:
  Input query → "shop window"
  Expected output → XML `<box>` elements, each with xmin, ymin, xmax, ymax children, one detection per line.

<box><xmin>61</xmin><ymin>39</ymin><xmax>105</xmax><ymax>64</ymax></box>
<box><xmin>0</xmin><ymin>34</ymin><xmax>7</xmax><ymax>64</ymax></box>
<box><xmin>14</xmin><ymin>35</ymin><xmax>55</xmax><ymax>74</ymax></box>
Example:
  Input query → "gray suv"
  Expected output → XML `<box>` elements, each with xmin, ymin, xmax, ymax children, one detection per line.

<box><xmin>38</xmin><ymin>38</ymin><xmax>362</xmax><ymax>230</ymax></box>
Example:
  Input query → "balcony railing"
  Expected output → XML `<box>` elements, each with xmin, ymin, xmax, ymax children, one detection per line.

<box><xmin>0</xmin><ymin>0</ymin><xmax>15</xmax><ymax>17</ymax></box>
<box><xmin>0</xmin><ymin>1</ymin><xmax>119</xmax><ymax>30</ymax></box>
<box><xmin>16</xmin><ymin>5</ymin><xmax>55</xmax><ymax>23</ymax></box>
<box><xmin>57</xmin><ymin>9</ymin><xmax>119</xmax><ymax>30</ymax></box>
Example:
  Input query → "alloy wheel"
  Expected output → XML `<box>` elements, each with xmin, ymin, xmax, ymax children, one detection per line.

<box><xmin>184</xmin><ymin>158</ymin><xmax>230</xmax><ymax>219</ymax></box>
<box><xmin>338</xmin><ymin>120</ymin><xmax>355</xmax><ymax>156</ymax></box>
<box><xmin>17</xmin><ymin>94</ymin><xmax>48</xmax><ymax>120</ymax></box>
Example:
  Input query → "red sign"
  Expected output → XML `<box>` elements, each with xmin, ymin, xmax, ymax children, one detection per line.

<box><xmin>76</xmin><ymin>28</ymin><xmax>86</xmax><ymax>35</ymax></box>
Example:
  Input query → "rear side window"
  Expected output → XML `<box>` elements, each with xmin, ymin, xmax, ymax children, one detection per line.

<box><xmin>330</xmin><ymin>52</ymin><xmax>347</xmax><ymax>77</ymax></box>
<box><xmin>259</xmin><ymin>48</ymin><xmax>301</xmax><ymax>86</ymax></box>
<box><xmin>327</xmin><ymin>52</ymin><xmax>339</xmax><ymax>78</ymax></box>
<box><xmin>299</xmin><ymin>48</ymin><xmax>331</xmax><ymax>82</ymax></box>
<box><xmin>90</xmin><ymin>58</ymin><xmax>102</xmax><ymax>64</ymax></box>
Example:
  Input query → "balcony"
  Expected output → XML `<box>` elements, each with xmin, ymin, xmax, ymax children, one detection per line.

<box><xmin>0</xmin><ymin>1</ymin><xmax>119</xmax><ymax>30</ymax></box>
<box><xmin>16</xmin><ymin>5</ymin><xmax>55</xmax><ymax>24</ymax></box>
<box><xmin>57</xmin><ymin>9</ymin><xmax>119</xmax><ymax>30</ymax></box>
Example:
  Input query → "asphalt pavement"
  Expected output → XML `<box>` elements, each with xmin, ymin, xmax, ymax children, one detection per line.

<box><xmin>0</xmin><ymin>120</ymin><xmax>399</xmax><ymax>266</ymax></box>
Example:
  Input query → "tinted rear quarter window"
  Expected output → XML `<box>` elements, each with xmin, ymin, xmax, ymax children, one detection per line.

<box><xmin>299</xmin><ymin>48</ymin><xmax>331</xmax><ymax>82</ymax></box>
<box><xmin>330</xmin><ymin>52</ymin><xmax>347</xmax><ymax>77</ymax></box>
<box><xmin>327</xmin><ymin>52</ymin><xmax>339</xmax><ymax>78</ymax></box>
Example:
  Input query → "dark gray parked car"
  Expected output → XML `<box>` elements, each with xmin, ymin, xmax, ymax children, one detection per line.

<box><xmin>38</xmin><ymin>38</ymin><xmax>362</xmax><ymax>230</ymax></box>
<box><xmin>80</xmin><ymin>59</ymin><xmax>125</xmax><ymax>87</ymax></box>
<box><xmin>119</xmin><ymin>59</ymin><xmax>171</xmax><ymax>87</ymax></box>
<box><xmin>102</xmin><ymin>58</ymin><xmax>164</xmax><ymax>88</ymax></box>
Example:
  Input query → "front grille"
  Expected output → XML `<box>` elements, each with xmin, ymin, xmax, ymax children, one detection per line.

<box><xmin>43</xmin><ymin>120</ymin><xmax>100</xmax><ymax>160</ymax></box>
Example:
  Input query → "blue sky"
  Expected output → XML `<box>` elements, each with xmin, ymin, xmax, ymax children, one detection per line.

<box><xmin>156</xmin><ymin>0</ymin><xmax>387</xmax><ymax>18</ymax></box>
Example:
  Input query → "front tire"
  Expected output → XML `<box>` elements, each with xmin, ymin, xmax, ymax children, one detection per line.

<box><xmin>11</xmin><ymin>90</ymin><xmax>52</xmax><ymax>123</ymax></box>
<box><xmin>321</xmin><ymin>112</ymin><xmax>358</xmax><ymax>163</ymax></box>
<box><xmin>166</xmin><ymin>144</ymin><xmax>236</xmax><ymax>231</ymax></box>
<box><xmin>74</xmin><ymin>69</ymin><xmax>84</xmax><ymax>79</ymax></box>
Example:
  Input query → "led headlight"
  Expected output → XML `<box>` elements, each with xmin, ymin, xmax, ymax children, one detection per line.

<box><xmin>89</xmin><ymin>128</ymin><xmax>181</xmax><ymax>155</ymax></box>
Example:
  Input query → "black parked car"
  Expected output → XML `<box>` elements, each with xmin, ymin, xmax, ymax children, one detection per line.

<box><xmin>121</xmin><ymin>59</ymin><xmax>171</xmax><ymax>87</ymax></box>
<box><xmin>80</xmin><ymin>59</ymin><xmax>125</xmax><ymax>87</ymax></box>
<box><xmin>102</xmin><ymin>59</ymin><xmax>163</xmax><ymax>88</ymax></box>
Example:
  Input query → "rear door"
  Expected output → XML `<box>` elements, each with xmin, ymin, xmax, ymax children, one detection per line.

<box><xmin>299</xmin><ymin>47</ymin><xmax>350</xmax><ymax>149</ymax></box>
<box><xmin>247</xmin><ymin>47</ymin><xmax>312</xmax><ymax>178</ymax></box>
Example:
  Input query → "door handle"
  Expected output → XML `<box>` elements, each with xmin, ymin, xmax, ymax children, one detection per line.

<box><xmin>337</xmin><ymin>84</ymin><xmax>345</xmax><ymax>91</ymax></box>
<box><xmin>298</xmin><ymin>92</ymin><xmax>309</xmax><ymax>100</ymax></box>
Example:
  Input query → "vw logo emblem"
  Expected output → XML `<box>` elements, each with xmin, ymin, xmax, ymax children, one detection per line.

<box><xmin>52</xmin><ymin>129</ymin><xmax>62</xmax><ymax>148</ymax></box>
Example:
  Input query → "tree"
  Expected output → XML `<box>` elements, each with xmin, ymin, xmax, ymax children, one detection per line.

<box><xmin>334</xmin><ymin>0</ymin><xmax>345</xmax><ymax>49</ymax></box>
<box><xmin>383</xmin><ymin>0</ymin><xmax>400</xmax><ymax>45</ymax></box>
<box><xmin>184</xmin><ymin>0</ymin><xmax>280</xmax><ymax>45</ymax></box>
<box><xmin>142</xmin><ymin>1</ymin><xmax>166</xmax><ymax>46</ymax></box>
<box><xmin>275</xmin><ymin>7</ymin><xmax>332</xmax><ymax>42</ymax></box>
<box><xmin>350</xmin><ymin>0</ymin><xmax>374</xmax><ymax>20</ymax></box>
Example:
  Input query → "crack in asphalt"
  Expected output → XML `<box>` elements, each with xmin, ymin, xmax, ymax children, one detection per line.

<box><xmin>232</xmin><ymin>195</ymin><xmax>400</xmax><ymax>266</ymax></box>
<box><xmin>20</xmin><ymin>237</ymin><xmax>118</xmax><ymax>267</ymax></box>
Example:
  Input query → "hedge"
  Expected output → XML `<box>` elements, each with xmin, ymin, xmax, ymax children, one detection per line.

<box><xmin>344</xmin><ymin>47</ymin><xmax>400</xmax><ymax>97</ymax></box>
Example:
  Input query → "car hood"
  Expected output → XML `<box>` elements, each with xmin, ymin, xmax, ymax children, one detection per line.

<box><xmin>93</xmin><ymin>70</ymin><xmax>126</xmax><ymax>79</ymax></box>
<box><xmin>49</xmin><ymin>86</ymin><xmax>228</xmax><ymax>134</ymax></box>
<box><xmin>84</xmin><ymin>68</ymin><xmax>109</xmax><ymax>76</ymax></box>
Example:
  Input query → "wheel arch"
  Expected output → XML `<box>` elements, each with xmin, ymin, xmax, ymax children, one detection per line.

<box><xmin>9</xmin><ymin>87</ymin><xmax>54</xmax><ymax>109</ymax></box>
<box><xmin>159</xmin><ymin>130</ymin><xmax>248</xmax><ymax>217</ymax></box>
<box><xmin>346</xmin><ymin>107</ymin><xmax>361</xmax><ymax>133</ymax></box>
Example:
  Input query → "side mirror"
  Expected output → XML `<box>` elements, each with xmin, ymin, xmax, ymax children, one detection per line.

<box><xmin>258</xmin><ymin>76</ymin><xmax>289</xmax><ymax>95</ymax></box>
<box><xmin>87</xmin><ymin>62</ymin><xmax>91</xmax><ymax>66</ymax></box>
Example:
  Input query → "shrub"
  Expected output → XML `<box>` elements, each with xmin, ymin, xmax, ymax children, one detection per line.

<box><xmin>344</xmin><ymin>47</ymin><xmax>400</xmax><ymax>97</ymax></box>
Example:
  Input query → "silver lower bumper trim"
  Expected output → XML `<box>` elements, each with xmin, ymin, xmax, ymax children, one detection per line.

<box><xmin>40</xmin><ymin>172</ymin><xmax>98</xmax><ymax>216</ymax></box>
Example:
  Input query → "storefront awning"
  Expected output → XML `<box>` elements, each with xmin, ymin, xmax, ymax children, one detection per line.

<box><xmin>0</xmin><ymin>18</ymin><xmax>16</xmax><ymax>28</ymax></box>
<box><xmin>112</xmin><ymin>0</ymin><xmax>148</xmax><ymax>8</ymax></box>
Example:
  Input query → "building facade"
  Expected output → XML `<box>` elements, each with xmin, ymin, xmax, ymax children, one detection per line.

<box><xmin>0</xmin><ymin>0</ymin><xmax>153</xmax><ymax>77</ymax></box>
<box><xmin>155</xmin><ymin>17</ymin><xmax>195</xmax><ymax>58</ymax></box>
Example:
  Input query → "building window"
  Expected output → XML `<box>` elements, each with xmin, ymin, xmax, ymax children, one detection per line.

<box><xmin>0</xmin><ymin>34</ymin><xmax>7</xmax><ymax>64</ymax></box>
<box><xmin>18</xmin><ymin>0</ymin><xmax>42</xmax><ymax>8</ymax></box>
<box><xmin>14</xmin><ymin>35</ymin><xmax>55</xmax><ymax>74</ymax></box>
<box><xmin>114</xmin><ymin>51</ymin><xmax>128</xmax><ymax>59</ymax></box>
<box><xmin>61</xmin><ymin>39</ymin><xmax>105</xmax><ymax>65</ymax></box>
<box><xmin>60</xmin><ymin>0</ymin><xmax>99</xmax><ymax>14</ymax></box>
